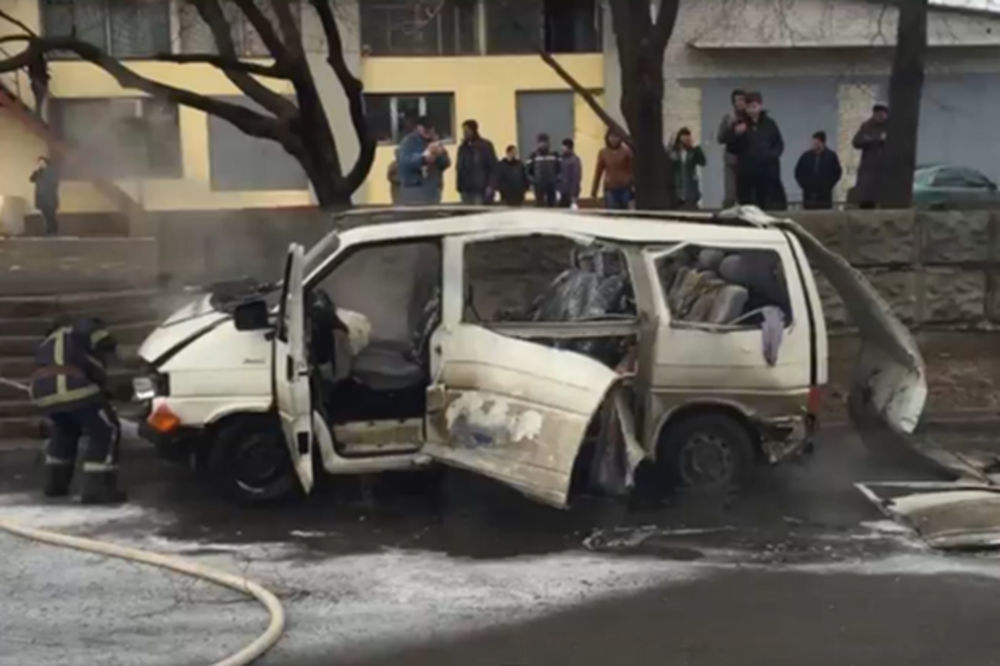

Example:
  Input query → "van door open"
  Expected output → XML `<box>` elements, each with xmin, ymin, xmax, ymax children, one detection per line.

<box><xmin>420</xmin><ymin>232</ymin><xmax>627</xmax><ymax>508</ymax></box>
<box><xmin>275</xmin><ymin>243</ymin><xmax>314</xmax><ymax>493</ymax></box>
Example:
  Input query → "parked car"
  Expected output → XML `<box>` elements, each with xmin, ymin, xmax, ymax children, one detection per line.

<box><xmin>133</xmin><ymin>206</ymin><xmax>924</xmax><ymax>507</ymax></box>
<box><xmin>913</xmin><ymin>165</ymin><xmax>1000</xmax><ymax>209</ymax></box>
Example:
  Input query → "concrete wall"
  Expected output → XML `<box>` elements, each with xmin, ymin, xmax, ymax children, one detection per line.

<box><xmin>795</xmin><ymin>208</ymin><xmax>1000</xmax><ymax>330</ymax></box>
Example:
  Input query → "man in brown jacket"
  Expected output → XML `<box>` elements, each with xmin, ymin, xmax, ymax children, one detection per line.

<box><xmin>591</xmin><ymin>131</ymin><xmax>634</xmax><ymax>209</ymax></box>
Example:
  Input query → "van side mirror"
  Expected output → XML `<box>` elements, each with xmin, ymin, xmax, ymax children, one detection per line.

<box><xmin>233</xmin><ymin>300</ymin><xmax>270</xmax><ymax>331</ymax></box>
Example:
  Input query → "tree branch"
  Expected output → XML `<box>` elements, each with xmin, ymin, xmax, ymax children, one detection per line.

<box><xmin>309</xmin><ymin>0</ymin><xmax>374</xmax><ymax>194</ymax></box>
<box><xmin>232</xmin><ymin>0</ymin><xmax>291</xmax><ymax>62</ymax></box>
<box><xmin>0</xmin><ymin>35</ymin><xmax>282</xmax><ymax>141</ymax></box>
<box><xmin>271</xmin><ymin>1</ymin><xmax>305</xmax><ymax>56</ymax></box>
<box><xmin>151</xmin><ymin>52</ymin><xmax>287</xmax><ymax>78</ymax></box>
<box><xmin>536</xmin><ymin>48</ymin><xmax>633</xmax><ymax>147</ymax></box>
<box><xmin>651</xmin><ymin>0</ymin><xmax>682</xmax><ymax>52</ymax></box>
<box><xmin>0</xmin><ymin>9</ymin><xmax>36</xmax><ymax>37</ymax></box>
<box><xmin>192</xmin><ymin>0</ymin><xmax>299</xmax><ymax>119</ymax></box>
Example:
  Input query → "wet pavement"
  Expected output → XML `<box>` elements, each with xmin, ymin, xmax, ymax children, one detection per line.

<box><xmin>3</xmin><ymin>424</ymin><xmax>1000</xmax><ymax>665</ymax></box>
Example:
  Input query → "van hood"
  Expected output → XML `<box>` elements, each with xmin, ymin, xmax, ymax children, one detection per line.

<box><xmin>139</xmin><ymin>278</ymin><xmax>278</xmax><ymax>365</ymax></box>
<box><xmin>138</xmin><ymin>294</ymin><xmax>228</xmax><ymax>365</ymax></box>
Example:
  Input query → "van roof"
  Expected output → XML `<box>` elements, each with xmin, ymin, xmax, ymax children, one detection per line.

<box><xmin>334</xmin><ymin>206</ymin><xmax>789</xmax><ymax>247</ymax></box>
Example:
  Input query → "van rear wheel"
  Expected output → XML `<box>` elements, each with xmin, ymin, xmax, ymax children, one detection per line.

<box><xmin>210</xmin><ymin>415</ymin><xmax>299</xmax><ymax>503</ymax></box>
<box><xmin>657</xmin><ymin>414</ymin><xmax>754</xmax><ymax>492</ymax></box>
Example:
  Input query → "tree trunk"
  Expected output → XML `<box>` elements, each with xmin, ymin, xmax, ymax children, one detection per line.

<box><xmin>611</xmin><ymin>0</ymin><xmax>679</xmax><ymax>210</ymax></box>
<box><xmin>621</xmin><ymin>46</ymin><xmax>672</xmax><ymax>210</ymax></box>
<box><xmin>881</xmin><ymin>0</ymin><xmax>928</xmax><ymax>208</ymax></box>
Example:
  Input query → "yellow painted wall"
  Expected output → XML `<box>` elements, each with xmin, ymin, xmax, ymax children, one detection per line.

<box><xmin>0</xmin><ymin>0</ymin><xmax>604</xmax><ymax>214</ymax></box>
<box><xmin>362</xmin><ymin>53</ymin><xmax>605</xmax><ymax>205</ymax></box>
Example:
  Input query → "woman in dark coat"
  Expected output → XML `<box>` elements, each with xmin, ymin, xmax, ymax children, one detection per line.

<box><xmin>668</xmin><ymin>127</ymin><xmax>707</xmax><ymax>210</ymax></box>
<box><xmin>851</xmin><ymin>104</ymin><xmax>889</xmax><ymax>208</ymax></box>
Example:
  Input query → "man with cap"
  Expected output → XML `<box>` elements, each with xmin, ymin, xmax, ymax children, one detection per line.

<box><xmin>852</xmin><ymin>103</ymin><xmax>889</xmax><ymax>209</ymax></box>
<box><xmin>30</xmin><ymin>317</ymin><xmax>125</xmax><ymax>504</ymax></box>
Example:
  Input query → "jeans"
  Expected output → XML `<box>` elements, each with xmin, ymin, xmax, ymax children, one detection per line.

<box><xmin>534</xmin><ymin>186</ymin><xmax>558</xmax><ymax>207</ymax></box>
<box><xmin>604</xmin><ymin>187</ymin><xmax>632</xmax><ymax>210</ymax></box>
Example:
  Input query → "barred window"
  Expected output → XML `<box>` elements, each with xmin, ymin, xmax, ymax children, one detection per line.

<box><xmin>364</xmin><ymin>93</ymin><xmax>455</xmax><ymax>144</ymax></box>
<box><xmin>177</xmin><ymin>1</ymin><xmax>302</xmax><ymax>57</ymax></box>
<box><xmin>50</xmin><ymin>98</ymin><xmax>182</xmax><ymax>179</ymax></box>
<box><xmin>42</xmin><ymin>0</ymin><xmax>171</xmax><ymax>58</ymax></box>
<box><xmin>360</xmin><ymin>0</ymin><xmax>478</xmax><ymax>56</ymax></box>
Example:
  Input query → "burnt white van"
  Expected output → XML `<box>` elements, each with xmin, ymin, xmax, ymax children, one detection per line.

<box><xmin>134</xmin><ymin>206</ymin><xmax>926</xmax><ymax>506</ymax></box>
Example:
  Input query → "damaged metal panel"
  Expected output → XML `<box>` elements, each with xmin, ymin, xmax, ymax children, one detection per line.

<box><xmin>424</xmin><ymin>324</ymin><xmax>629</xmax><ymax>508</ymax></box>
<box><xmin>858</xmin><ymin>482</ymin><xmax>1000</xmax><ymax>549</ymax></box>
<box><xmin>776</xmin><ymin>219</ymin><xmax>931</xmax><ymax>459</ymax></box>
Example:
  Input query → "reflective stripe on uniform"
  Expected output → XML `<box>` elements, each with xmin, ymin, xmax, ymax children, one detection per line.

<box><xmin>45</xmin><ymin>455</ymin><xmax>73</xmax><ymax>466</ymax></box>
<box><xmin>90</xmin><ymin>329</ymin><xmax>110</xmax><ymax>347</ymax></box>
<box><xmin>82</xmin><ymin>461</ymin><xmax>118</xmax><ymax>473</ymax></box>
<box><xmin>33</xmin><ymin>384</ymin><xmax>101</xmax><ymax>408</ymax></box>
<box><xmin>97</xmin><ymin>407</ymin><xmax>120</xmax><ymax>464</ymax></box>
<box><xmin>53</xmin><ymin>327</ymin><xmax>67</xmax><ymax>396</ymax></box>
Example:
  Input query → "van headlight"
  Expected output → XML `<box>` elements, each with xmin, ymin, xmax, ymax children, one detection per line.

<box><xmin>133</xmin><ymin>372</ymin><xmax>169</xmax><ymax>401</ymax></box>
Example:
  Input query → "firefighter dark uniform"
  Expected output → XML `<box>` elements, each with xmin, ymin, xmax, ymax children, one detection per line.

<box><xmin>30</xmin><ymin>318</ymin><xmax>126</xmax><ymax>504</ymax></box>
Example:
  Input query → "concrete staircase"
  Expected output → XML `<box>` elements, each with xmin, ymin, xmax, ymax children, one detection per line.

<box><xmin>0</xmin><ymin>288</ymin><xmax>163</xmax><ymax>439</ymax></box>
<box><xmin>0</xmin><ymin>232</ymin><xmax>165</xmax><ymax>442</ymax></box>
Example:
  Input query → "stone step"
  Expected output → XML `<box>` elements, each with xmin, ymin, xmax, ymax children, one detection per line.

<box><xmin>0</xmin><ymin>321</ymin><xmax>157</xmax><ymax>356</ymax></box>
<box><xmin>0</xmin><ymin>400</ymin><xmax>34</xmax><ymax>418</ymax></box>
<box><xmin>0</xmin><ymin>318</ymin><xmax>51</xmax><ymax>336</ymax></box>
<box><xmin>0</xmin><ymin>289</ymin><xmax>161</xmax><ymax>318</ymax></box>
<box><xmin>0</xmin><ymin>351</ymin><xmax>141</xmax><ymax>382</ymax></box>
<box><xmin>0</xmin><ymin>237</ymin><xmax>159</xmax><ymax>296</ymax></box>
<box><xmin>22</xmin><ymin>212</ymin><xmax>130</xmax><ymax>237</ymax></box>
<box><xmin>0</xmin><ymin>416</ymin><xmax>44</xmax><ymax>440</ymax></box>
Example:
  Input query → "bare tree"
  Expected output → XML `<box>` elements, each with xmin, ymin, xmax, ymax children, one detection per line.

<box><xmin>535</xmin><ymin>0</ymin><xmax>680</xmax><ymax>209</ymax></box>
<box><xmin>0</xmin><ymin>1</ymin><xmax>374</xmax><ymax>209</ymax></box>
<box><xmin>881</xmin><ymin>0</ymin><xmax>928</xmax><ymax>208</ymax></box>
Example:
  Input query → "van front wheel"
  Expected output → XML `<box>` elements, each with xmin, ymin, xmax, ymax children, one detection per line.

<box><xmin>657</xmin><ymin>414</ymin><xmax>754</xmax><ymax>492</ymax></box>
<box><xmin>210</xmin><ymin>415</ymin><xmax>299</xmax><ymax>503</ymax></box>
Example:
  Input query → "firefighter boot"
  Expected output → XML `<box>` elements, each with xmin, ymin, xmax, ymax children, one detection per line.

<box><xmin>43</xmin><ymin>465</ymin><xmax>74</xmax><ymax>498</ymax></box>
<box><xmin>80</xmin><ymin>472</ymin><xmax>127</xmax><ymax>505</ymax></box>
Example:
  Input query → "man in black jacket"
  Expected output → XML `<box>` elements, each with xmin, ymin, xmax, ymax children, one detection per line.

<box><xmin>725</xmin><ymin>91</ymin><xmax>785</xmax><ymax>210</ymax></box>
<box><xmin>794</xmin><ymin>131</ymin><xmax>843</xmax><ymax>210</ymax></box>
<box><xmin>456</xmin><ymin>119</ymin><xmax>498</xmax><ymax>205</ymax></box>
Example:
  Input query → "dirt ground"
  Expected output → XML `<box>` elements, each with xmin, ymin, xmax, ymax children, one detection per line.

<box><xmin>825</xmin><ymin>331</ymin><xmax>1000</xmax><ymax>422</ymax></box>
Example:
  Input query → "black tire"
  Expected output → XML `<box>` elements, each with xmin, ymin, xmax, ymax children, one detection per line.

<box><xmin>657</xmin><ymin>413</ymin><xmax>754</xmax><ymax>492</ymax></box>
<box><xmin>209</xmin><ymin>415</ymin><xmax>299</xmax><ymax>504</ymax></box>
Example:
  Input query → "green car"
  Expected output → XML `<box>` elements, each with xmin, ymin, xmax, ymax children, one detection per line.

<box><xmin>913</xmin><ymin>165</ymin><xmax>1000</xmax><ymax>210</ymax></box>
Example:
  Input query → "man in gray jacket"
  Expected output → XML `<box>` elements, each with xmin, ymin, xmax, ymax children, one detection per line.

<box><xmin>717</xmin><ymin>89</ymin><xmax>747</xmax><ymax>208</ymax></box>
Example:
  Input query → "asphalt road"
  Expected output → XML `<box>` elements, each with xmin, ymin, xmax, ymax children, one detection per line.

<box><xmin>2</xmin><ymin>425</ymin><xmax>1000</xmax><ymax>666</ymax></box>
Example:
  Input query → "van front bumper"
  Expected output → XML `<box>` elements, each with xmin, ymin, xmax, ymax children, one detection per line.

<box><xmin>138</xmin><ymin>420</ymin><xmax>207</xmax><ymax>468</ymax></box>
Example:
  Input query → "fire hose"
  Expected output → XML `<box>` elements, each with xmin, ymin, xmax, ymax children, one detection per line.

<box><xmin>0</xmin><ymin>375</ymin><xmax>286</xmax><ymax>665</ymax></box>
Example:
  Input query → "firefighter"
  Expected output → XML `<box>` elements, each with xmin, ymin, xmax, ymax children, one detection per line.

<box><xmin>30</xmin><ymin>317</ymin><xmax>126</xmax><ymax>504</ymax></box>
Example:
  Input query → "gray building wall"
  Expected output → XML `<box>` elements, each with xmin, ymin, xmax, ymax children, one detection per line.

<box><xmin>601</xmin><ymin>0</ymin><xmax>1000</xmax><ymax>207</ymax></box>
<box><xmin>699</xmin><ymin>77</ymin><xmax>839</xmax><ymax>208</ymax></box>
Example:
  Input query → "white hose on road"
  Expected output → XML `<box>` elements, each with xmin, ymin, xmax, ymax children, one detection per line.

<box><xmin>0</xmin><ymin>518</ymin><xmax>286</xmax><ymax>666</ymax></box>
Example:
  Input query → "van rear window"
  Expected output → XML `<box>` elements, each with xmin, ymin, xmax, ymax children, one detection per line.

<box><xmin>655</xmin><ymin>245</ymin><xmax>792</xmax><ymax>328</ymax></box>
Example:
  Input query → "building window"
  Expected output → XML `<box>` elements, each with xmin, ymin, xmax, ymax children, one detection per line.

<box><xmin>209</xmin><ymin>97</ymin><xmax>309</xmax><ymax>191</ymax></box>
<box><xmin>360</xmin><ymin>0</ymin><xmax>478</xmax><ymax>56</ymax></box>
<box><xmin>177</xmin><ymin>1</ymin><xmax>302</xmax><ymax>57</ymax></box>
<box><xmin>364</xmin><ymin>93</ymin><xmax>455</xmax><ymax>144</ymax></box>
<box><xmin>42</xmin><ymin>0</ymin><xmax>171</xmax><ymax>58</ymax></box>
<box><xmin>50</xmin><ymin>98</ymin><xmax>181</xmax><ymax>179</ymax></box>
<box><xmin>485</xmin><ymin>0</ymin><xmax>599</xmax><ymax>54</ymax></box>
